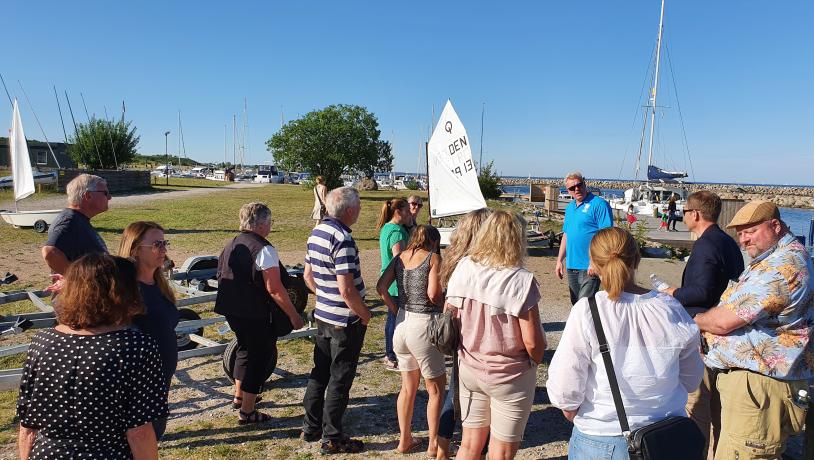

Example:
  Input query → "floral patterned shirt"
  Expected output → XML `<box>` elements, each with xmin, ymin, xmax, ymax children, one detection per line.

<box><xmin>704</xmin><ymin>233</ymin><xmax>814</xmax><ymax>380</ymax></box>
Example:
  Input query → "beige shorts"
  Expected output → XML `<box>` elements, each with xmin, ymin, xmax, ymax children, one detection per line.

<box><xmin>393</xmin><ymin>309</ymin><xmax>446</xmax><ymax>379</ymax></box>
<box><xmin>458</xmin><ymin>360</ymin><xmax>537</xmax><ymax>443</ymax></box>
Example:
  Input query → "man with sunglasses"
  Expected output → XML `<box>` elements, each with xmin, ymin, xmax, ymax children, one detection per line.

<box><xmin>658</xmin><ymin>190</ymin><xmax>743</xmax><ymax>457</ymax></box>
<box><xmin>41</xmin><ymin>174</ymin><xmax>110</xmax><ymax>275</ymax></box>
<box><xmin>692</xmin><ymin>201</ymin><xmax>813</xmax><ymax>459</ymax></box>
<box><xmin>556</xmin><ymin>172</ymin><xmax>613</xmax><ymax>305</ymax></box>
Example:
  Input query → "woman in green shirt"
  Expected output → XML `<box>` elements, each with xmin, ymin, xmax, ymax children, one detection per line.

<box><xmin>377</xmin><ymin>198</ymin><xmax>411</xmax><ymax>369</ymax></box>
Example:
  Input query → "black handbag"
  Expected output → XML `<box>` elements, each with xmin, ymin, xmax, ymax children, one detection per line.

<box><xmin>268</xmin><ymin>265</ymin><xmax>294</xmax><ymax>337</ymax></box>
<box><xmin>587</xmin><ymin>295</ymin><xmax>705</xmax><ymax>460</ymax></box>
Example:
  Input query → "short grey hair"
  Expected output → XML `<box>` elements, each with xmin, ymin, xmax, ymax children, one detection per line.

<box><xmin>407</xmin><ymin>195</ymin><xmax>423</xmax><ymax>204</ymax></box>
<box><xmin>239</xmin><ymin>202</ymin><xmax>272</xmax><ymax>231</ymax></box>
<box><xmin>66</xmin><ymin>174</ymin><xmax>106</xmax><ymax>206</ymax></box>
<box><xmin>564</xmin><ymin>171</ymin><xmax>585</xmax><ymax>185</ymax></box>
<box><xmin>326</xmin><ymin>187</ymin><xmax>360</xmax><ymax>218</ymax></box>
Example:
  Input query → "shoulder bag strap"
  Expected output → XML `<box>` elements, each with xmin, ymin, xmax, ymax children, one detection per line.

<box><xmin>315</xmin><ymin>186</ymin><xmax>325</xmax><ymax>207</ymax></box>
<box><xmin>587</xmin><ymin>294</ymin><xmax>631</xmax><ymax>435</ymax></box>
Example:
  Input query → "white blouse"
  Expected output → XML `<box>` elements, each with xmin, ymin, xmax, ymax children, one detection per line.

<box><xmin>546</xmin><ymin>290</ymin><xmax>703</xmax><ymax>436</ymax></box>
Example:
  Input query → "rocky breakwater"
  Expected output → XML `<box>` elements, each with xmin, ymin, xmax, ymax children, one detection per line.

<box><xmin>500</xmin><ymin>178</ymin><xmax>814</xmax><ymax>209</ymax></box>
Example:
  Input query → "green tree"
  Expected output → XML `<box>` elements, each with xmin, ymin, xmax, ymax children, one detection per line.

<box><xmin>68</xmin><ymin>118</ymin><xmax>139</xmax><ymax>169</ymax></box>
<box><xmin>478</xmin><ymin>160</ymin><xmax>502</xmax><ymax>200</ymax></box>
<box><xmin>266</xmin><ymin>104</ymin><xmax>393</xmax><ymax>188</ymax></box>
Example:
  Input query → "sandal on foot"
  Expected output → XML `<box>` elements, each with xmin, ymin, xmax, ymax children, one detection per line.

<box><xmin>232</xmin><ymin>394</ymin><xmax>263</xmax><ymax>409</ymax></box>
<box><xmin>395</xmin><ymin>437</ymin><xmax>425</xmax><ymax>454</ymax></box>
<box><xmin>320</xmin><ymin>437</ymin><xmax>365</xmax><ymax>455</ymax></box>
<box><xmin>238</xmin><ymin>409</ymin><xmax>271</xmax><ymax>425</ymax></box>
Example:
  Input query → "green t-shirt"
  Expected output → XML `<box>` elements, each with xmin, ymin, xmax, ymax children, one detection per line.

<box><xmin>379</xmin><ymin>222</ymin><xmax>409</xmax><ymax>296</ymax></box>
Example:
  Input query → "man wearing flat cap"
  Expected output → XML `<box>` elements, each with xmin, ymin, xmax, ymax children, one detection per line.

<box><xmin>694</xmin><ymin>200</ymin><xmax>814</xmax><ymax>459</ymax></box>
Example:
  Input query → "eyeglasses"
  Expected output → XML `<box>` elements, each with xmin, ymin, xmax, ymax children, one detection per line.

<box><xmin>409</xmin><ymin>202</ymin><xmax>423</xmax><ymax>208</ymax></box>
<box><xmin>567</xmin><ymin>182</ymin><xmax>585</xmax><ymax>192</ymax></box>
<box><xmin>89</xmin><ymin>190</ymin><xmax>111</xmax><ymax>198</ymax></box>
<box><xmin>139</xmin><ymin>240</ymin><xmax>170</xmax><ymax>251</ymax></box>
<box><xmin>683</xmin><ymin>209</ymin><xmax>699</xmax><ymax>214</ymax></box>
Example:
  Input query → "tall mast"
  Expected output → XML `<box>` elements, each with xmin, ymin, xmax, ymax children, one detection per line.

<box><xmin>645</xmin><ymin>0</ymin><xmax>666</xmax><ymax>172</ymax></box>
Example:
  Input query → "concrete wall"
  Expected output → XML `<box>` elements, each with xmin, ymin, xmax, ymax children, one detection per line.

<box><xmin>56</xmin><ymin>169</ymin><xmax>151</xmax><ymax>193</ymax></box>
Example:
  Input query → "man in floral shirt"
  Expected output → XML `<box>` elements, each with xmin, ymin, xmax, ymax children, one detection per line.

<box><xmin>695</xmin><ymin>200</ymin><xmax>814</xmax><ymax>459</ymax></box>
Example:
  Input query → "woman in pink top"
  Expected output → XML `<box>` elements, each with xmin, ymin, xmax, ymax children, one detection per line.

<box><xmin>445</xmin><ymin>210</ymin><xmax>547</xmax><ymax>460</ymax></box>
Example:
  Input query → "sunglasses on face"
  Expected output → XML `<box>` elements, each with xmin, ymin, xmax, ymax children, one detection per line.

<box><xmin>409</xmin><ymin>202</ymin><xmax>423</xmax><ymax>208</ymax></box>
<box><xmin>140</xmin><ymin>240</ymin><xmax>170</xmax><ymax>250</ymax></box>
<box><xmin>567</xmin><ymin>182</ymin><xmax>585</xmax><ymax>192</ymax></box>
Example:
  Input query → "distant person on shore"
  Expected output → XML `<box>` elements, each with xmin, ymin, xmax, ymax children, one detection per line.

<box><xmin>667</xmin><ymin>194</ymin><xmax>679</xmax><ymax>231</ymax></box>
<box><xmin>118</xmin><ymin>221</ymin><xmax>179</xmax><ymax>440</ymax></box>
<box><xmin>215</xmin><ymin>203</ymin><xmax>304</xmax><ymax>425</ymax></box>
<box><xmin>377</xmin><ymin>225</ymin><xmax>445</xmax><ymax>457</ymax></box>
<box><xmin>657</xmin><ymin>190</ymin><xmax>744</xmax><ymax>457</ymax></box>
<box><xmin>377</xmin><ymin>198</ymin><xmax>411</xmax><ymax>370</ymax></box>
<box><xmin>625</xmin><ymin>204</ymin><xmax>637</xmax><ymax>229</ymax></box>
<box><xmin>301</xmin><ymin>187</ymin><xmax>369</xmax><ymax>455</ymax></box>
<box><xmin>693</xmin><ymin>200</ymin><xmax>814</xmax><ymax>459</ymax></box>
<box><xmin>41</xmin><ymin>174</ymin><xmax>110</xmax><ymax>276</ymax></box>
<box><xmin>659</xmin><ymin>207</ymin><xmax>669</xmax><ymax>231</ymax></box>
<box><xmin>447</xmin><ymin>210</ymin><xmax>546</xmax><ymax>460</ymax></box>
<box><xmin>405</xmin><ymin>195</ymin><xmax>424</xmax><ymax>233</ymax></box>
<box><xmin>555</xmin><ymin>172</ymin><xmax>613</xmax><ymax>305</ymax></box>
<box><xmin>547</xmin><ymin>227</ymin><xmax>704</xmax><ymax>459</ymax></box>
<box><xmin>311</xmin><ymin>176</ymin><xmax>328</xmax><ymax>222</ymax></box>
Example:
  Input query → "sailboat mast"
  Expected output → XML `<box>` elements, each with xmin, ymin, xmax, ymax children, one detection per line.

<box><xmin>645</xmin><ymin>0</ymin><xmax>666</xmax><ymax>172</ymax></box>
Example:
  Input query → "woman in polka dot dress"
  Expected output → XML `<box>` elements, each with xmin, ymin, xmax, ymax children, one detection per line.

<box><xmin>16</xmin><ymin>254</ymin><xmax>168</xmax><ymax>459</ymax></box>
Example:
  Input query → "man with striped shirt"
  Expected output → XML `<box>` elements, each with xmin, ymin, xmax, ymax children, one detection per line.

<box><xmin>300</xmin><ymin>186</ymin><xmax>370</xmax><ymax>455</ymax></box>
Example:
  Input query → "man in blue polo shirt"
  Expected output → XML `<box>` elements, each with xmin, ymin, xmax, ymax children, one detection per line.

<box><xmin>301</xmin><ymin>186</ymin><xmax>370</xmax><ymax>455</ymax></box>
<box><xmin>556</xmin><ymin>172</ymin><xmax>613</xmax><ymax>305</ymax></box>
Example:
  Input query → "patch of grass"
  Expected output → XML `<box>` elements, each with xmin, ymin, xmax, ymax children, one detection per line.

<box><xmin>149</xmin><ymin>177</ymin><xmax>231</xmax><ymax>190</ymax></box>
<box><xmin>0</xmin><ymin>389</ymin><xmax>19</xmax><ymax>445</ymax></box>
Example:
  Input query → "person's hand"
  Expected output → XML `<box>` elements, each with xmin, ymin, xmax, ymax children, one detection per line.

<box><xmin>562</xmin><ymin>409</ymin><xmax>578</xmax><ymax>422</ymax></box>
<box><xmin>45</xmin><ymin>274</ymin><xmax>65</xmax><ymax>294</ymax></box>
<box><xmin>289</xmin><ymin>314</ymin><xmax>304</xmax><ymax>330</ymax></box>
<box><xmin>555</xmin><ymin>260</ymin><xmax>564</xmax><ymax>280</ymax></box>
<box><xmin>587</xmin><ymin>266</ymin><xmax>597</xmax><ymax>277</ymax></box>
<box><xmin>359</xmin><ymin>312</ymin><xmax>371</xmax><ymax>326</ymax></box>
<box><xmin>663</xmin><ymin>286</ymin><xmax>676</xmax><ymax>295</ymax></box>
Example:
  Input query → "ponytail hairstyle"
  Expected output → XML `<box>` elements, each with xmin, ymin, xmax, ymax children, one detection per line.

<box><xmin>589</xmin><ymin>227</ymin><xmax>641</xmax><ymax>301</ymax></box>
<box><xmin>376</xmin><ymin>198</ymin><xmax>408</xmax><ymax>230</ymax></box>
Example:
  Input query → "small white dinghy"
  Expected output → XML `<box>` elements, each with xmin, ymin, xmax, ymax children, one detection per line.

<box><xmin>0</xmin><ymin>100</ymin><xmax>61</xmax><ymax>233</ymax></box>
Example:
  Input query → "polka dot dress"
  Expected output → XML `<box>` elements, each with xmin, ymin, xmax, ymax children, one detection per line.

<box><xmin>16</xmin><ymin>329</ymin><xmax>168</xmax><ymax>459</ymax></box>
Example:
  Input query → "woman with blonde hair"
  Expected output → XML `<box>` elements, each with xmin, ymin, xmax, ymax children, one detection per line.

<box><xmin>377</xmin><ymin>198</ymin><xmax>411</xmax><ymax>369</ymax></box>
<box><xmin>377</xmin><ymin>225</ymin><xmax>445</xmax><ymax>456</ymax></box>
<box><xmin>118</xmin><ymin>221</ymin><xmax>178</xmax><ymax>440</ymax></box>
<box><xmin>311</xmin><ymin>176</ymin><xmax>328</xmax><ymax>221</ymax></box>
<box><xmin>547</xmin><ymin>227</ymin><xmax>703</xmax><ymax>459</ymax></box>
<box><xmin>446</xmin><ymin>210</ymin><xmax>546</xmax><ymax>460</ymax></box>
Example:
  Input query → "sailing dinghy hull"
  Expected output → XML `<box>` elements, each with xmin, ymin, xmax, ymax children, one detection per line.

<box><xmin>0</xmin><ymin>209</ymin><xmax>62</xmax><ymax>233</ymax></box>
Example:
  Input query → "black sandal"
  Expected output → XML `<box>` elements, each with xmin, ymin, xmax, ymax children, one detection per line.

<box><xmin>320</xmin><ymin>437</ymin><xmax>365</xmax><ymax>454</ymax></box>
<box><xmin>232</xmin><ymin>394</ymin><xmax>263</xmax><ymax>410</ymax></box>
<box><xmin>238</xmin><ymin>409</ymin><xmax>272</xmax><ymax>425</ymax></box>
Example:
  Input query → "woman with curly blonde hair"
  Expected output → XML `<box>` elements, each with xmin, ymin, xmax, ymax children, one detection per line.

<box><xmin>446</xmin><ymin>210</ymin><xmax>546</xmax><ymax>460</ymax></box>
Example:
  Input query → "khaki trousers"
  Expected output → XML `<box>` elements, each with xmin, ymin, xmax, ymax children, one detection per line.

<box><xmin>686</xmin><ymin>366</ymin><xmax>722</xmax><ymax>460</ymax></box>
<box><xmin>714</xmin><ymin>369</ymin><xmax>807</xmax><ymax>460</ymax></box>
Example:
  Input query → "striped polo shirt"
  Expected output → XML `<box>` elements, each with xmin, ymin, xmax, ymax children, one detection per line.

<box><xmin>305</xmin><ymin>217</ymin><xmax>366</xmax><ymax>326</ymax></box>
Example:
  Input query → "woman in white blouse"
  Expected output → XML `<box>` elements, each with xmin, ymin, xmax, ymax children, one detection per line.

<box><xmin>546</xmin><ymin>227</ymin><xmax>703</xmax><ymax>459</ymax></box>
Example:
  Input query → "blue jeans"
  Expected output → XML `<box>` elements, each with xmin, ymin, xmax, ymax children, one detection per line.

<box><xmin>569</xmin><ymin>427</ymin><xmax>629</xmax><ymax>460</ymax></box>
<box><xmin>384</xmin><ymin>298</ymin><xmax>398</xmax><ymax>362</ymax></box>
<box><xmin>566</xmin><ymin>269</ymin><xmax>601</xmax><ymax>305</ymax></box>
<box><xmin>438</xmin><ymin>355</ymin><xmax>458</xmax><ymax>439</ymax></box>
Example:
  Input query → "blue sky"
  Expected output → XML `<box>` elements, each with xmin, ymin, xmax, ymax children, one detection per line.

<box><xmin>2</xmin><ymin>1</ymin><xmax>812</xmax><ymax>185</ymax></box>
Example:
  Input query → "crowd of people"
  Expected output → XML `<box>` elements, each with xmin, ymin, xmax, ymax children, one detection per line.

<box><xmin>12</xmin><ymin>172</ymin><xmax>814</xmax><ymax>460</ymax></box>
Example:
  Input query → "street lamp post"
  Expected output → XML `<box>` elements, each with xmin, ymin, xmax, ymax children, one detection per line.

<box><xmin>164</xmin><ymin>131</ymin><xmax>171</xmax><ymax>186</ymax></box>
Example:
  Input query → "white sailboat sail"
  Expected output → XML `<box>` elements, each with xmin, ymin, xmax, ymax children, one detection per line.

<box><xmin>10</xmin><ymin>100</ymin><xmax>35</xmax><ymax>202</ymax></box>
<box><xmin>427</xmin><ymin>100</ymin><xmax>486</xmax><ymax>218</ymax></box>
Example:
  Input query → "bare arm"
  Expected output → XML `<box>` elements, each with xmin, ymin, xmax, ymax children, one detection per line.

<box><xmin>337</xmin><ymin>273</ymin><xmax>371</xmax><ymax>325</ymax></box>
<box><xmin>262</xmin><ymin>267</ymin><xmax>304</xmax><ymax>330</ymax></box>
<box><xmin>694</xmin><ymin>306</ymin><xmax>747</xmax><ymax>335</ymax></box>
<box><xmin>18</xmin><ymin>425</ymin><xmax>37</xmax><ymax>460</ymax></box>
<box><xmin>518</xmin><ymin>305</ymin><xmax>546</xmax><ymax>364</ymax></box>
<box><xmin>555</xmin><ymin>234</ymin><xmax>567</xmax><ymax>279</ymax></box>
<box><xmin>126</xmin><ymin>422</ymin><xmax>158</xmax><ymax>460</ymax></box>
<box><xmin>376</xmin><ymin>259</ymin><xmax>399</xmax><ymax>315</ymax></box>
<box><xmin>390</xmin><ymin>241</ymin><xmax>404</xmax><ymax>258</ymax></box>
<box><xmin>427</xmin><ymin>253</ymin><xmax>443</xmax><ymax>306</ymax></box>
<box><xmin>303</xmin><ymin>263</ymin><xmax>317</xmax><ymax>294</ymax></box>
<box><xmin>41</xmin><ymin>246</ymin><xmax>70</xmax><ymax>275</ymax></box>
